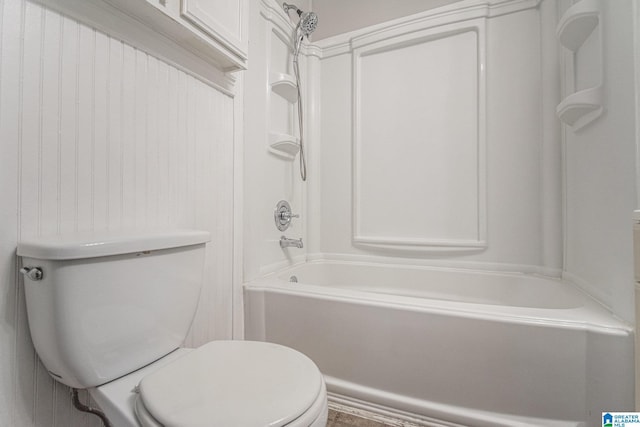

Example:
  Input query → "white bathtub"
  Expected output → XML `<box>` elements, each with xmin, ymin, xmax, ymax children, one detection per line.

<box><xmin>244</xmin><ymin>261</ymin><xmax>634</xmax><ymax>427</ymax></box>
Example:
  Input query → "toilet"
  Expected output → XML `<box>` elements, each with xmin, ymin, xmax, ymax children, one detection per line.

<box><xmin>17</xmin><ymin>229</ymin><xmax>328</xmax><ymax>427</ymax></box>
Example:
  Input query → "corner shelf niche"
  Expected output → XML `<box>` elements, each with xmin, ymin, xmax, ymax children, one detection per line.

<box><xmin>556</xmin><ymin>0</ymin><xmax>599</xmax><ymax>51</ymax></box>
<box><xmin>270</xmin><ymin>72</ymin><xmax>298</xmax><ymax>103</ymax></box>
<box><xmin>268</xmin><ymin>132</ymin><xmax>300</xmax><ymax>159</ymax></box>
<box><xmin>556</xmin><ymin>0</ymin><xmax>602</xmax><ymax>131</ymax></box>
<box><xmin>265</xmin><ymin>10</ymin><xmax>300</xmax><ymax>163</ymax></box>
<box><xmin>556</xmin><ymin>86</ymin><xmax>602</xmax><ymax>131</ymax></box>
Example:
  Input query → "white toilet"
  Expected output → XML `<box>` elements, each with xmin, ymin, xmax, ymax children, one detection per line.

<box><xmin>17</xmin><ymin>229</ymin><xmax>328</xmax><ymax>427</ymax></box>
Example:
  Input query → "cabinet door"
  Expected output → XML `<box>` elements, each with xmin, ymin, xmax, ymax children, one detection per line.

<box><xmin>181</xmin><ymin>0</ymin><xmax>247</xmax><ymax>58</ymax></box>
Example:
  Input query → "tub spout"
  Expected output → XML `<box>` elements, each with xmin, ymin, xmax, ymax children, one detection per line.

<box><xmin>280</xmin><ymin>236</ymin><xmax>303</xmax><ymax>249</ymax></box>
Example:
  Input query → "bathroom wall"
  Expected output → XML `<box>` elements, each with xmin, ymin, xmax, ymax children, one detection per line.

<box><xmin>0</xmin><ymin>0</ymin><xmax>238</xmax><ymax>425</ymax></box>
<box><xmin>561</xmin><ymin>0</ymin><xmax>638</xmax><ymax>323</ymax></box>
<box><xmin>243</xmin><ymin>0</ymin><xmax>308</xmax><ymax>283</ymax></box>
<box><xmin>309</xmin><ymin>0</ymin><xmax>563</xmax><ymax>275</ymax></box>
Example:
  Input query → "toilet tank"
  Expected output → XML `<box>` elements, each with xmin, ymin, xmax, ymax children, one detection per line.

<box><xmin>17</xmin><ymin>229</ymin><xmax>210</xmax><ymax>389</ymax></box>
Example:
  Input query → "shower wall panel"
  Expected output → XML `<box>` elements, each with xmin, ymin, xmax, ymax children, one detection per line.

<box><xmin>312</xmin><ymin>1</ymin><xmax>559</xmax><ymax>274</ymax></box>
<box><xmin>242</xmin><ymin>0</ymin><xmax>307</xmax><ymax>283</ymax></box>
<box><xmin>352</xmin><ymin>23</ymin><xmax>485</xmax><ymax>251</ymax></box>
<box><xmin>561</xmin><ymin>0</ymin><xmax>638</xmax><ymax>323</ymax></box>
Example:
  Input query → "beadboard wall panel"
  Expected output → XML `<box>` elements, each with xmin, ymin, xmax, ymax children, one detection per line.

<box><xmin>0</xmin><ymin>1</ymin><xmax>236</xmax><ymax>425</ymax></box>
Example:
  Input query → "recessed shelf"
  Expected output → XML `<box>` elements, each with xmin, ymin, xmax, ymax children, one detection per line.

<box><xmin>270</xmin><ymin>72</ymin><xmax>298</xmax><ymax>103</ymax></box>
<box><xmin>556</xmin><ymin>86</ymin><xmax>603</xmax><ymax>131</ymax></box>
<box><xmin>556</xmin><ymin>0</ymin><xmax>600</xmax><ymax>51</ymax></box>
<box><xmin>268</xmin><ymin>132</ymin><xmax>300</xmax><ymax>159</ymax></box>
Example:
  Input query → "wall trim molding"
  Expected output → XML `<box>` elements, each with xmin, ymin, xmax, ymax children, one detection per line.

<box><xmin>314</xmin><ymin>0</ymin><xmax>540</xmax><ymax>59</ymax></box>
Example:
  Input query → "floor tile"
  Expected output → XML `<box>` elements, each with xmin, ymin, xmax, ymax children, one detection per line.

<box><xmin>327</xmin><ymin>409</ymin><xmax>391</xmax><ymax>427</ymax></box>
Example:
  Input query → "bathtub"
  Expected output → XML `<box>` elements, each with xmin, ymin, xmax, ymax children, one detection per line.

<box><xmin>244</xmin><ymin>261</ymin><xmax>634</xmax><ymax>427</ymax></box>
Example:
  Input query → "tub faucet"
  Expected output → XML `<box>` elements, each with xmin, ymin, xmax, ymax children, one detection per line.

<box><xmin>280</xmin><ymin>236</ymin><xmax>303</xmax><ymax>249</ymax></box>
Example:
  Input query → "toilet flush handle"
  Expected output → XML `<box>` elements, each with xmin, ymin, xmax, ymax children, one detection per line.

<box><xmin>20</xmin><ymin>266</ymin><xmax>43</xmax><ymax>281</ymax></box>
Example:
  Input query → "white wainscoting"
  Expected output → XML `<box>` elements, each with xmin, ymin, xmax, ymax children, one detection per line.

<box><xmin>0</xmin><ymin>1</ymin><xmax>237</xmax><ymax>425</ymax></box>
<box><xmin>352</xmin><ymin>18</ymin><xmax>487</xmax><ymax>251</ymax></box>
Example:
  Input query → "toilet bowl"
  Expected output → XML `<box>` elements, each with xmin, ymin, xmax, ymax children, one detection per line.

<box><xmin>17</xmin><ymin>230</ymin><xmax>328</xmax><ymax>427</ymax></box>
<box><xmin>91</xmin><ymin>341</ymin><xmax>328</xmax><ymax>427</ymax></box>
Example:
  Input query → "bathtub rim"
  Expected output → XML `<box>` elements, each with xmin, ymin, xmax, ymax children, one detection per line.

<box><xmin>245</xmin><ymin>260</ymin><xmax>633</xmax><ymax>336</ymax></box>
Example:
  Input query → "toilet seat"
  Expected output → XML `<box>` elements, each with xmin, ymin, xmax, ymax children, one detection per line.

<box><xmin>135</xmin><ymin>341</ymin><xmax>326</xmax><ymax>427</ymax></box>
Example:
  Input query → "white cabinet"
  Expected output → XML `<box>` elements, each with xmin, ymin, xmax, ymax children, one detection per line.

<box><xmin>180</xmin><ymin>0</ymin><xmax>246</xmax><ymax>61</ymax></box>
<box><xmin>32</xmin><ymin>0</ymin><xmax>247</xmax><ymax>89</ymax></box>
<box><xmin>106</xmin><ymin>0</ymin><xmax>248</xmax><ymax>71</ymax></box>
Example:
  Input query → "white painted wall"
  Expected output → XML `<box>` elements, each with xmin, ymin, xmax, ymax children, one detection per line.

<box><xmin>0</xmin><ymin>1</ymin><xmax>237</xmax><ymax>425</ymax></box>
<box><xmin>561</xmin><ymin>0</ymin><xmax>637</xmax><ymax>323</ymax></box>
<box><xmin>311</xmin><ymin>3</ymin><xmax>562</xmax><ymax>274</ymax></box>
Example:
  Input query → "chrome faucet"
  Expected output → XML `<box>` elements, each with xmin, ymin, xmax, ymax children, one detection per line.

<box><xmin>280</xmin><ymin>236</ymin><xmax>303</xmax><ymax>249</ymax></box>
<box><xmin>275</xmin><ymin>200</ymin><xmax>299</xmax><ymax>232</ymax></box>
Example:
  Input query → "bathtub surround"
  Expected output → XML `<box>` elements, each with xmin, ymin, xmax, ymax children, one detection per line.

<box><xmin>243</xmin><ymin>0</ymin><xmax>310</xmax><ymax>285</ymax></box>
<box><xmin>243</xmin><ymin>0</ymin><xmax>638</xmax><ymax>425</ymax></box>
<box><xmin>308</xmin><ymin>0</ymin><xmax>559</xmax><ymax>274</ymax></box>
<box><xmin>559</xmin><ymin>0</ymin><xmax>638</xmax><ymax>323</ymax></box>
<box><xmin>299</xmin><ymin>0</ymin><xmax>636</xmax><ymax>322</ymax></box>
<box><xmin>244</xmin><ymin>0</ymin><xmax>565</xmax><ymax>276</ymax></box>
<box><xmin>0</xmin><ymin>0</ymin><xmax>239</xmax><ymax>425</ymax></box>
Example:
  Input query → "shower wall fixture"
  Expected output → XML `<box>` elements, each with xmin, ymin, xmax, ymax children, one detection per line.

<box><xmin>245</xmin><ymin>0</ymin><xmax>313</xmax><ymax>274</ymax></box>
<box><xmin>282</xmin><ymin>2</ymin><xmax>318</xmax><ymax>181</ymax></box>
<box><xmin>556</xmin><ymin>0</ymin><xmax>603</xmax><ymax>131</ymax></box>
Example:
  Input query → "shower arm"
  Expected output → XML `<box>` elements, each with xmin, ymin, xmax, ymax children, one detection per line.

<box><xmin>282</xmin><ymin>2</ymin><xmax>303</xmax><ymax>16</ymax></box>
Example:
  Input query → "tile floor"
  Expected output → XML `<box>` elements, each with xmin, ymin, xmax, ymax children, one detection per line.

<box><xmin>327</xmin><ymin>409</ymin><xmax>391</xmax><ymax>427</ymax></box>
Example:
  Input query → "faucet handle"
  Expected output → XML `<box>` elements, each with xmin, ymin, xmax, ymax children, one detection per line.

<box><xmin>280</xmin><ymin>211</ymin><xmax>299</xmax><ymax>221</ymax></box>
<box><xmin>274</xmin><ymin>200</ymin><xmax>299</xmax><ymax>231</ymax></box>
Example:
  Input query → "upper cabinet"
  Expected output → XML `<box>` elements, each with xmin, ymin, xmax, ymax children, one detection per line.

<box><xmin>105</xmin><ymin>0</ymin><xmax>248</xmax><ymax>71</ymax></box>
<box><xmin>33</xmin><ymin>0</ymin><xmax>247</xmax><ymax>91</ymax></box>
<box><xmin>180</xmin><ymin>0</ymin><xmax>246</xmax><ymax>61</ymax></box>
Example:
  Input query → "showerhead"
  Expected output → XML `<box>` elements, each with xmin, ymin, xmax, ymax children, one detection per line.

<box><xmin>282</xmin><ymin>3</ymin><xmax>318</xmax><ymax>36</ymax></box>
<box><xmin>298</xmin><ymin>11</ymin><xmax>318</xmax><ymax>36</ymax></box>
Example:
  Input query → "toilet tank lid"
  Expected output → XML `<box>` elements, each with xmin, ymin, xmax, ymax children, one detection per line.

<box><xmin>17</xmin><ymin>229</ymin><xmax>211</xmax><ymax>260</ymax></box>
